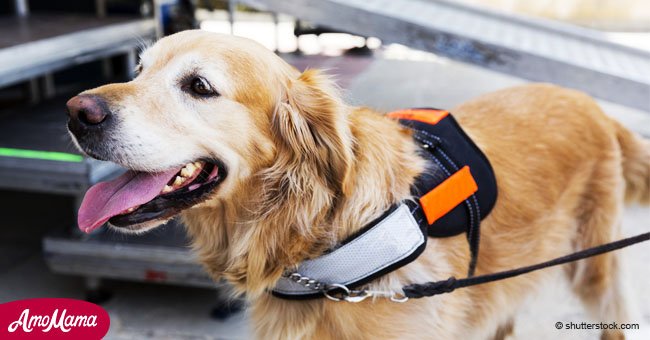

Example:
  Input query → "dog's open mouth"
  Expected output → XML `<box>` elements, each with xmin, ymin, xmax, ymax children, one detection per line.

<box><xmin>77</xmin><ymin>159</ymin><xmax>226</xmax><ymax>233</ymax></box>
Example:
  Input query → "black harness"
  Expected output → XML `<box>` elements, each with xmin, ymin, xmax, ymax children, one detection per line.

<box><xmin>398</xmin><ymin>109</ymin><xmax>497</xmax><ymax>276</ymax></box>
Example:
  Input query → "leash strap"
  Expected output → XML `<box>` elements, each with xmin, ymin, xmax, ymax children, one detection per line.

<box><xmin>402</xmin><ymin>231</ymin><xmax>650</xmax><ymax>298</ymax></box>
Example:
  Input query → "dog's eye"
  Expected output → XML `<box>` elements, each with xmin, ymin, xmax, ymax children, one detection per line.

<box><xmin>134</xmin><ymin>64</ymin><xmax>143</xmax><ymax>76</ymax></box>
<box><xmin>190</xmin><ymin>77</ymin><xmax>214</xmax><ymax>96</ymax></box>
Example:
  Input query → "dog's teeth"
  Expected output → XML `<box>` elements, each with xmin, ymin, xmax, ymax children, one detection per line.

<box><xmin>126</xmin><ymin>207</ymin><xmax>136</xmax><ymax>213</ymax></box>
<box><xmin>173</xmin><ymin>176</ymin><xmax>185</xmax><ymax>186</ymax></box>
<box><xmin>180</xmin><ymin>163</ymin><xmax>196</xmax><ymax>178</ymax></box>
<box><xmin>162</xmin><ymin>185</ymin><xmax>173</xmax><ymax>193</ymax></box>
<box><xmin>194</xmin><ymin>161</ymin><xmax>203</xmax><ymax>168</ymax></box>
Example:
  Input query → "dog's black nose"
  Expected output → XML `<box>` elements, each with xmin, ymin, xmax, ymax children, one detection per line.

<box><xmin>66</xmin><ymin>94</ymin><xmax>111</xmax><ymax>136</ymax></box>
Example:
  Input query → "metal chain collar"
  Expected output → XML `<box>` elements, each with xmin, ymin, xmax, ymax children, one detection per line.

<box><xmin>283</xmin><ymin>271</ymin><xmax>409</xmax><ymax>303</ymax></box>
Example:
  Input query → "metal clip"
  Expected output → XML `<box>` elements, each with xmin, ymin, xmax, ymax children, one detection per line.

<box><xmin>324</xmin><ymin>285</ymin><xmax>409</xmax><ymax>303</ymax></box>
<box><xmin>323</xmin><ymin>284</ymin><xmax>372</xmax><ymax>302</ymax></box>
<box><xmin>344</xmin><ymin>290</ymin><xmax>372</xmax><ymax>303</ymax></box>
<box><xmin>389</xmin><ymin>292</ymin><xmax>409</xmax><ymax>303</ymax></box>
<box><xmin>365</xmin><ymin>290</ymin><xmax>410</xmax><ymax>303</ymax></box>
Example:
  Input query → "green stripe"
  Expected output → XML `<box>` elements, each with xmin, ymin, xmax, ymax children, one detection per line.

<box><xmin>0</xmin><ymin>147</ymin><xmax>84</xmax><ymax>162</ymax></box>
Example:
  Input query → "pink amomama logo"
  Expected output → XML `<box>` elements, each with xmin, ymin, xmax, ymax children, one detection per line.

<box><xmin>0</xmin><ymin>298</ymin><xmax>110</xmax><ymax>339</ymax></box>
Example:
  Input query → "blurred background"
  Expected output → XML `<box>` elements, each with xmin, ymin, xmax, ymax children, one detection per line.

<box><xmin>0</xmin><ymin>0</ymin><xmax>648</xmax><ymax>339</ymax></box>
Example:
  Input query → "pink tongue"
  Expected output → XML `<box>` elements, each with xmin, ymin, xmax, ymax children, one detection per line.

<box><xmin>78</xmin><ymin>168</ymin><xmax>180</xmax><ymax>233</ymax></box>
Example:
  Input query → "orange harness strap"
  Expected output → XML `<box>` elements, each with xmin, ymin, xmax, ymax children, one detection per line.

<box><xmin>387</xmin><ymin>109</ymin><xmax>449</xmax><ymax>126</ymax></box>
<box><xmin>419</xmin><ymin>166</ymin><xmax>478</xmax><ymax>225</ymax></box>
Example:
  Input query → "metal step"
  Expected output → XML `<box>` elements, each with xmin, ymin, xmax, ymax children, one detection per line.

<box><xmin>0</xmin><ymin>15</ymin><xmax>155</xmax><ymax>88</ymax></box>
<box><xmin>43</xmin><ymin>220</ymin><xmax>217</xmax><ymax>289</ymax></box>
<box><xmin>236</xmin><ymin>0</ymin><xmax>650</xmax><ymax>112</ymax></box>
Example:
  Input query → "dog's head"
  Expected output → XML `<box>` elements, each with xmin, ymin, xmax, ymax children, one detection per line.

<box><xmin>68</xmin><ymin>30</ymin><xmax>352</xmax><ymax>234</ymax></box>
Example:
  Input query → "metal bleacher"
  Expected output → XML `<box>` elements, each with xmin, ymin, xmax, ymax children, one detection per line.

<box><xmin>236</xmin><ymin>0</ymin><xmax>650</xmax><ymax>112</ymax></box>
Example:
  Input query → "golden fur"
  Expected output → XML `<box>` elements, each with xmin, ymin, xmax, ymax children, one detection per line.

<box><xmin>76</xmin><ymin>31</ymin><xmax>649</xmax><ymax>339</ymax></box>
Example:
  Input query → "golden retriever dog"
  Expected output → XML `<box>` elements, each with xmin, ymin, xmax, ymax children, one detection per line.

<box><xmin>66</xmin><ymin>30</ymin><xmax>649</xmax><ymax>339</ymax></box>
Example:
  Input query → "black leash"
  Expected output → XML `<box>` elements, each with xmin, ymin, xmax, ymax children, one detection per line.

<box><xmin>402</xmin><ymin>231</ymin><xmax>650</xmax><ymax>299</ymax></box>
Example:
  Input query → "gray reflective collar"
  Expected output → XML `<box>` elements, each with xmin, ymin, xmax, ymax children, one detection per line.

<box><xmin>272</xmin><ymin>204</ymin><xmax>426</xmax><ymax>299</ymax></box>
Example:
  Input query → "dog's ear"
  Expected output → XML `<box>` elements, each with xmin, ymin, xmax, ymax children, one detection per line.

<box><xmin>230</xmin><ymin>70</ymin><xmax>354</xmax><ymax>296</ymax></box>
<box><xmin>272</xmin><ymin>69</ymin><xmax>353</xmax><ymax>194</ymax></box>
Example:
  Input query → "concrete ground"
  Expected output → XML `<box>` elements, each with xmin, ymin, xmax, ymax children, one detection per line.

<box><xmin>1</xmin><ymin>44</ymin><xmax>649</xmax><ymax>339</ymax></box>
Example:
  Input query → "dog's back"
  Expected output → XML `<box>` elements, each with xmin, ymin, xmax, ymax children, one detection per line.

<box><xmin>449</xmin><ymin>83</ymin><xmax>649</xmax><ymax>339</ymax></box>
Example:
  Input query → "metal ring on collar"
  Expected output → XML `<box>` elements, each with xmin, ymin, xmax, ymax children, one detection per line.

<box><xmin>323</xmin><ymin>283</ymin><xmax>351</xmax><ymax>301</ymax></box>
